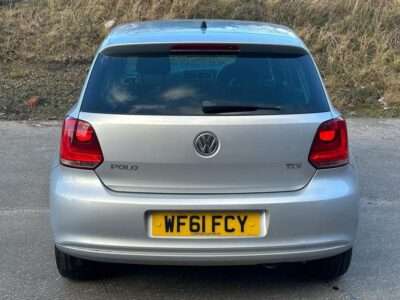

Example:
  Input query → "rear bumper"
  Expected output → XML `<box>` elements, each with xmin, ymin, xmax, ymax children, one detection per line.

<box><xmin>56</xmin><ymin>243</ymin><xmax>351</xmax><ymax>266</ymax></box>
<box><xmin>50</xmin><ymin>164</ymin><xmax>359</xmax><ymax>265</ymax></box>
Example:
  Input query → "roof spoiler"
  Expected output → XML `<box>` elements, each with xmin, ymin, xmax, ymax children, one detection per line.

<box><xmin>100</xmin><ymin>43</ymin><xmax>308</xmax><ymax>56</ymax></box>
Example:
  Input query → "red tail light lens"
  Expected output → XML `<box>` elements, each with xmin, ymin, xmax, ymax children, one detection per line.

<box><xmin>309</xmin><ymin>117</ymin><xmax>349</xmax><ymax>169</ymax></box>
<box><xmin>60</xmin><ymin>118</ymin><xmax>103</xmax><ymax>169</ymax></box>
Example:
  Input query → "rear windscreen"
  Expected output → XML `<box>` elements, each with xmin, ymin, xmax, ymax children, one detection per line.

<box><xmin>81</xmin><ymin>52</ymin><xmax>329</xmax><ymax>115</ymax></box>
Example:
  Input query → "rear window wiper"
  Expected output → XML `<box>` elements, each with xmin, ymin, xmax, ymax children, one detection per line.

<box><xmin>202</xmin><ymin>105</ymin><xmax>281</xmax><ymax>114</ymax></box>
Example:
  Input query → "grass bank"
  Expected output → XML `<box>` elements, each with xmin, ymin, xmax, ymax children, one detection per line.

<box><xmin>1</xmin><ymin>0</ymin><xmax>399</xmax><ymax>120</ymax></box>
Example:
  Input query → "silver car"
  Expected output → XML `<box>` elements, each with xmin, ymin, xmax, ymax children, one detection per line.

<box><xmin>50</xmin><ymin>20</ymin><xmax>359</xmax><ymax>280</ymax></box>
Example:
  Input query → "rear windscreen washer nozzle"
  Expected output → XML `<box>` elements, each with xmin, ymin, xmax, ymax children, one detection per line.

<box><xmin>201</xmin><ymin>20</ymin><xmax>207</xmax><ymax>32</ymax></box>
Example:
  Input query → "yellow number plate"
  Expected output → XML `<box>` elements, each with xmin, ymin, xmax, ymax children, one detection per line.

<box><xmin>151</xmin><ymin>211</ymin><xmax>262</xmax><ymax>237</ymax></box>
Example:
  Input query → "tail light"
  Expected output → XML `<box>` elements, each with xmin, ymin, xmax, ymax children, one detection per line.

<box><xmin>60</xmin><ymin>117</ymin><xmax>103</xmax><ymax>169</ymax></box>
<box><xmin>309</xmin><ymin>117</ymin><xmax>349</xmax><ymax>169</ymax></box>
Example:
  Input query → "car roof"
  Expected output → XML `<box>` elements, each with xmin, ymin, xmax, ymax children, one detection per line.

<box><xmin>99</xmin><ymin>19</ymin><xmax>307</xmax><ymax>52</ymax></box>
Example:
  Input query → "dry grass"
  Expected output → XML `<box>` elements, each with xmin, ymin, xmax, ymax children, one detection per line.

<box><xmin>0</xmin><ymin>0</ymin><xmax>399</xmax><ymax>119</ymax></box>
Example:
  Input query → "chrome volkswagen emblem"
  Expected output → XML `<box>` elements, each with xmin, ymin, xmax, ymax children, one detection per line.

<box><xmin>193</xmin><ymin>132</ymin><xmax>219</xmax><ymax>157</ymax></box>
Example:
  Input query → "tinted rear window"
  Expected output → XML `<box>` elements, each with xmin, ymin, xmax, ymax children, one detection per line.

<box><xmin>81</xmin><ymin>52</ymin><xmax>329</xmax><ymax>115</ymax></box>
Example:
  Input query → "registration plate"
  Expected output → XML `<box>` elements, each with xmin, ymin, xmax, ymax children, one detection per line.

<box><xmin>150</xmin><ymin>211</ymin><xmax>263</xmax><ymax>237</ymax></box>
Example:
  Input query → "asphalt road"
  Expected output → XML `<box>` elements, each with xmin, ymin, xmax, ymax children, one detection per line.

<box><xmin>0</xmin><ymin>119</ymin><xmax>399</xmax><ymax>300</ymax></box>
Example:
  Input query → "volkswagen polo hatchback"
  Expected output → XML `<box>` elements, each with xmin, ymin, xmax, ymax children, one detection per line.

<box><xmin>50</xmin><ymin>20</ymin><xmax>359</xmax><ymax>279</ymax></box>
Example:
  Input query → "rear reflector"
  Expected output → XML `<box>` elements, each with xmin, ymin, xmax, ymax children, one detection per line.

<box><xmin>60</xmin><ymin>118</ymin><xmax>103</xmax><ymax>169</ymax></box>
<box><xmin>170</xmin><ymin>44</ymin><xmax>240</xmax><ymax>52</ymax></box>
<box><xmin>309</xmin><ymin>117</ymin><xmax>349</xmax><ymax>169</ymax></box>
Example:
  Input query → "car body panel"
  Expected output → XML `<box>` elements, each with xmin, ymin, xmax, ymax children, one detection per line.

<box><xmin>50</xmin><ymin>163</ymin><xmax>359</xmax><ymax>265</ymax></box>
<box><xmin>80</xmin><ymin>112</ymin><xmax>332</xmax><ymax>194</ymax></box>
<box><xmin>100</xmin><ymin>20</ymin><xmax>306</xmax><ymax>53</ymax></box>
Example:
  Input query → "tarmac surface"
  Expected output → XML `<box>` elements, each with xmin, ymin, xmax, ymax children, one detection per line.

<box><xmin>0</xmin><ymin>119</ymin><xmax>399</xmax><ymax>299</ymax></box>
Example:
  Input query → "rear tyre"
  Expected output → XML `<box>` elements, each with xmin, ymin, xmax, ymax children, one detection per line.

<box><xmin>55</xmin><ymin>246</ymin><xmax>97</xmax><ymax>279</ymax></box>
<box><xmin>306</xmin><ymin>248</ymin><xmax>352</xmax><ymax>280</ymax></box>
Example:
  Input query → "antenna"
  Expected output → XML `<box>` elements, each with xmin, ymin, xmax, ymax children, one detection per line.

<box><xmin>200</xmin><ymin>20</ymin><xmax>207</xmax><ymax>32</ymax></box>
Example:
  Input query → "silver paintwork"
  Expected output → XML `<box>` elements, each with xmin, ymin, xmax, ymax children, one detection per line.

<box><xmin>100</xmin><ymin>20</ymin><xmax>306</xmax><ymax>53</ymax></box>
<box><xmin>82</xmin><ymin>112</ymin><xmax>330</xmax><ymax>194</ymax></box>
<box><xmin>50</xmin><ymin>20</ymin><xmax>359</xmax><ymax>265</ymax></box>
<box><xmin>50</xmin><ymin>164</ymin><xmax>359</xmax><ymax>265</ymax></box>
